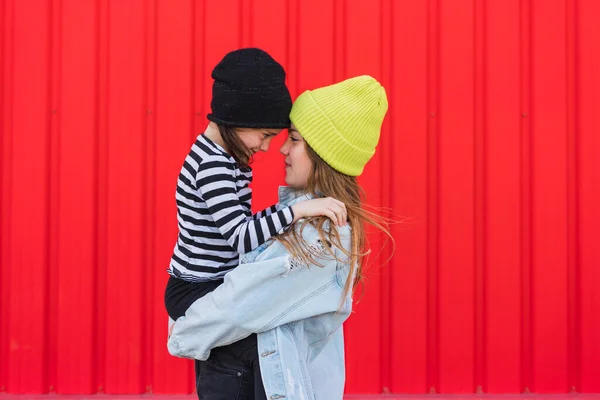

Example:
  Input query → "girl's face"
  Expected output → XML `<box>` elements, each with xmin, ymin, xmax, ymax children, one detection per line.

<box><xmin>280</xmin><ymin>124</ymin><xmax>313</xmax><ymax>189</ymax></box>
<box><xmin>237</xmin><ymin>128</ymin><xmax>282</xmax><ymax>154</ymax></box>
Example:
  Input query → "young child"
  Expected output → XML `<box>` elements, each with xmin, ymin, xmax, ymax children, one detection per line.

<box><xmin>164</xmin><ymin>49</ymin><xmax>347</xmax><ymax>393</ymax></box>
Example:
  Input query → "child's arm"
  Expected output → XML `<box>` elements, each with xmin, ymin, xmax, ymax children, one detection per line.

<box><xmin>196</xmin><ymin>155</ymin><xmax>347</xmax><ymax>254</ymax></box>
<box><xmin>250</xmin><ymin>204</ymin><xmax>279</xmax><ymax>221</ymax></box>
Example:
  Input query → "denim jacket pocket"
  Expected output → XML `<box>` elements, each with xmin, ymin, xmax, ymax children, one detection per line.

<box><xmin>307</xmin><ymin>332</ymin><xmax>335</xmax><ymax>363</ymax></box>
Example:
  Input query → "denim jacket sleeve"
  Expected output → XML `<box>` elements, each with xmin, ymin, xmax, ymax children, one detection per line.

<box><xmin>167</xmin><ymin>225</ymin><xmax>352</xmax><ymax>361</ymax></box>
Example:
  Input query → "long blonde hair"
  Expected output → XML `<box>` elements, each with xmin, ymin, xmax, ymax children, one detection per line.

<box><xmin>276</xmin><ymin>142</ymin><xmax>393</xmax><ymax>301</ymax></box>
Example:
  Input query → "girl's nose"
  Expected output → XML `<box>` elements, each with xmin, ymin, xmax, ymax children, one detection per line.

<box><xmin>280</xmin><ymin>142</ymin><xmax>290</xmax><ymax>155</ymax></box>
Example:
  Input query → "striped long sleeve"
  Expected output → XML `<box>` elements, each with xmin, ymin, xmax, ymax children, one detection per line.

<box><xmin>196</xmin><ymin>155</ymin><xmax>294</xmax><ymax>255</ymax></box>
<box><xmin>170</xmin><ymin>134</ymin><xmax>294</xmax><ymax>282</ymax></box>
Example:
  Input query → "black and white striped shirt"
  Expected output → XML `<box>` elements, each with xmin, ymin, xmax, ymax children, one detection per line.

<box><xmin>169</xmin><ymin>134</ymin><xmax>294</xmax><ymax>282</ymax></box>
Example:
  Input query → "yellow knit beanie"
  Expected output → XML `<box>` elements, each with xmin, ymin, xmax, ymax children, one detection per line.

<box><xmin>289</xmin><ymin>75</ymin><xmax>388</xmax><ymax>176</ymax></box>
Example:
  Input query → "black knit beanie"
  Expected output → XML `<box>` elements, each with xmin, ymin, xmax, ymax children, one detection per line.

<box><xmin>207</xmin><ymin>48</ymin><xmax>292</xmax><ymax>129</ymax></box>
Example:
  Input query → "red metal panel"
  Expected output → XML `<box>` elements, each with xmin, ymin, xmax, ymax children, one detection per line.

<box><xmin>388</xmin><ymin>0</ymin><xmax>429</xmax><ymax>394</ymax></box>
<box><xmin>578</xmin><ymin>0</ymin><xmax>600</xmax><ymax>393</ymax></box>
<box><xmin>484</xmin><ymin>0</ymin><xmax>522</xmax><ymax>393</ymax></box>
<box><xmin>426</xmin><ymin>0</ymin><xmax>441</xmax><ymax>393</ymax></box>
<box><xmin>95</xmin><ymin>0</ymin><xmax>110</xmax><ymax>392</ymax></box>
<box><xmin>55</xmin><ymin>0</ymin><xmax>96</xmax><ymax>393</ymax></box>
<box><xmin>104</xmin><ymin>0</ymin><xmax>146</xmax><ymax>393</ymax></box>
<box><xmin>0</xmin><ymin>0</ymin><xmax>13</xmax><ymax>393</ymax></box>
<box><xmin>295</xmin><ymin>0</ymin><xmax>336</xmax><ymax>94</ymax></box>
<box><xmin>438</xmin><ymin>0</ymin><xmax>476</xmax><ymax>392</ymax></box>
<box><xmin>4</xmin><ymin>0</ymin><xmax>52</xmax><ymax>393</ymax></box>
<box><xmin>530</xmin><ymin>0</ymin><xmax>569</xmax><ymax>392</ymax></box>
<box><xmin>344</xmin><ymin>0</ymin><xmax>387</xmax><ymax>393</ymax></box>
<box><xmin>1</xmin><ymin>0</ymin><xmax>600</xmax><ymax>396</ymax></box>
<box><xmin>519</xmin><ymin>0</ymin><xmax>534</xmax><ymax>391</ymax></box>
<box><xmin>46</xmin><ymin>0</ymin><xmax>60</xmax><ymax>393</ymax></box>
<box><xmin>151</xmin><ymin>0</ymin><xmax>195</xmax><ymax>394</ymax></box>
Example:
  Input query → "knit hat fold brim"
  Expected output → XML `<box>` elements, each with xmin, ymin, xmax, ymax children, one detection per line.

<box><xmin>207</xmin><ymin>114</ymin><xmax>291</xmax><ymax>129</ymax></box>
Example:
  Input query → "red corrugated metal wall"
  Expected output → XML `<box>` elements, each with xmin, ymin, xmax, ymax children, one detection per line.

<box><xmin>1</xmin><ymin>0</ymin><xmax>599</xmax><ymax>396</ymax></box>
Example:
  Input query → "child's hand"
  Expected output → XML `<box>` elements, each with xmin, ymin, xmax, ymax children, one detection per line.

<box><xmin>291</xmin><ymin>197</ymin><xmax>347</xmax><ymax>226</ymax></box>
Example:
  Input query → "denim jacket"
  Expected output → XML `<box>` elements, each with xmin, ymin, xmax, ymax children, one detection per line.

<box><xmin>167</xmin><ymin>186</ymin><xmax>355</xmax><ymax>400</ymax></box>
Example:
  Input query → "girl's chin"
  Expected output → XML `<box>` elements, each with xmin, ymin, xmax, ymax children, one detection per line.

<box><xmin>284</xmin><ymin>175</ymin><xmax>293</xmax><ymax>187</ymax></box>
<box><xmin>284</xmin><ymin>180</ymin><xmax>305</xmax><ymax>190</ymax></box>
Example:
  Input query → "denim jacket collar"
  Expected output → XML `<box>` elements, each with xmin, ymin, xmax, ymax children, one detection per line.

<box><xmin>277</xmin><ymin>186</ymin><xmax>315</xmax><ymax>207</ymax></box>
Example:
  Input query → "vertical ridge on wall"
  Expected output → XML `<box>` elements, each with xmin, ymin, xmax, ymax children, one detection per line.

<box><xmin>379</xmin><ymin>0</ymin><xmax>393</xmax><ymax>393</ymax></box>
<box><xmin>105</xmin><ymin>0</ymin><xmax>146</xmax><ymax>392</ymax></box>
<box><xmin>438</xmin><ymin>0</ymin><xmax>476</xmax><ymax>392</ymax></box>
<box><xmin>0</xmin><ymin>0</ymin><xmax>13</xmax><ymax>393</ymax></box>
<box><xmin>486</xmin><ymin>0</ymin><xmax>522</xmax><ymax>393</ymax></box>
<box><xmin>152</xmin><ymin>0</ymin><xmax>184</xmax><ymax>395</ymax></box>
<box><xmin>192</xmin><ymin>0</ymin><xmax>205</xmax><ymax>140</ymax></box>
<box><xmin>241</xmin><ymin>0</ymin><xmax>253</xmax><ymax>48</ymax></box>
<box><xmin>152</xmin><ymin>0</ymin><xmax>195</xmax><ymax>393</ymax></box>
<box><xmin>426</xmin><ymin>0</ymin><xmax>440</xmax><ymax>392</ymax></box>
<box><xmin>0</xmin><ymin>0</ymin><xmax>3</xmax><ymax>387</ymax></box>
<box><xmin>8</xmin><ymin>0</ymin><xmax>52</xmax><ymax>392</ymax></box>
<box><xmin>578</xmin><ymin>0</ymin><xmax>600</xmax><ymax>393</ymax></box>
<box><xmin>56</xmin><ymin>0</ymin><xmax>99</xmax><ymax>393</ymax></box>
<box><xmin>95</xmin><ymin>0</ymin><xmax>109</xmax><ymax>392</ymax></box>
<box><xmin>344</xmin><ymin>0</ymin><xmax>384</xmax><ymax>393</ymax></box>
<box><xmin>94</xmin><ymin>0</ymin><xmax>109</xmax><ymax>392</ymax></box>
<box><xmin>519</xmin><ymin>0</ymin><xmax>533</xmax><ymax>391</ymax></box>
<box><xmin>530</xmin><ymin>0</ymin><xmax>569</xmax><ymax>392</ymax></box>
<box><xmin>295</xmin><ymin>0</ymin><xmax>335</xmax><ymax>94</ymax></box>
<box><xmin>46</xmin><ymin>0</ymin><xmax>61</xmax><ymax>393</ymax></box>
<box><xmin>473</xmin><ymin>0</ymin><xmax>487</xmax><ymax>392</ymax></box>
<box><xmin>389</xmin><ymin>0</ymin><xmax>428</xmax><ymax>394</ymax></box>
<box><xmin>285</xmin><ymin>0</ymin><xmax>299</xmax><ymax>97</ymax></box>
<box><xmin>151</xmin><ymin>0</ymin><xmax>172</xmax><ymax>392</ymax></box>
<box><xmin>565</xmin><ymin>0</ymin><xmax>579</xmax><ymax>392</ymax></box>
<box><xmin>142</xmin><ymin>0</ymin><xmax>156</xmax><ymax>393</ymax></box>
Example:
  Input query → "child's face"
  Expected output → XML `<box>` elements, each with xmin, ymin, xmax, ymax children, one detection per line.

<box><xmin>237</xmin><ymin>128</ymin><xmax>282</xmax><ymax>154</ymax></box>
<box><xmin>280</xmin><ymin>125</ymin><xmax>313</xmax><ymax>189</ymax></box>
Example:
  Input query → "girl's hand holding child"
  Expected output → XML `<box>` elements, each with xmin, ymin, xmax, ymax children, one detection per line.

<box><xmin>291</xmin><ymin>197</ymin><xmax>347</xmax><ymax>227</ymax></box>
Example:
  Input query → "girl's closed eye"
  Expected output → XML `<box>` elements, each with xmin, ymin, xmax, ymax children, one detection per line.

<box><xmin>288</xmin><ymin>129</ymin><xmax>301</xmax><ymax>142</ymax></box>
